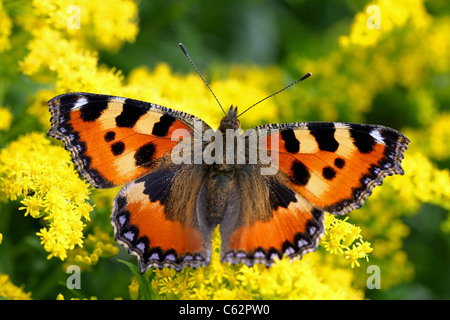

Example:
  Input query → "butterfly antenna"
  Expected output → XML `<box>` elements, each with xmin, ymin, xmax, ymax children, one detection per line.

<box><xmin>236</xmin><ymin>72</ymin><xmax>312</xmax><ymax>118</ymax></box>
<box><xmin>179</xmin><ymin>43</ymin><xmax>226</xmax><ymax>116</ymax></box>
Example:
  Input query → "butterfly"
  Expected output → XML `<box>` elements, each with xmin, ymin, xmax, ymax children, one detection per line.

<box><xmin>47</xmin><ymin>47</ymin><xmax>409</xmax><ymax>273</ymax></box>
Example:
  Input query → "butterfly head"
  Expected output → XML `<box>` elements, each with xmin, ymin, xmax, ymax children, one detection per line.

<box><xmin>219</xmin><ymin>105</ymin><xmax>240</xmax><ymax>131</ymax></box>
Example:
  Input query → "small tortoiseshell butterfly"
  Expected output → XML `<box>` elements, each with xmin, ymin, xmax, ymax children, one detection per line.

<box><xmin>48</xmin><ymin>45</ymin><xmax>409</xmax><ymax>272</ymax></box>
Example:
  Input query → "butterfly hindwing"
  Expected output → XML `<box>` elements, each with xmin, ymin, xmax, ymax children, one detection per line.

<box><xmin>112</xmin><ymin>163</ymin><xmax>212</xmax><ymax>271</ymax></box>
<box><xmin>48</xmin><ymin>92</ymin><xmax>210</xmax><ymax>188</ymax></box>
<box><xmin>219</xmin><ymin>166</ymin><xmax>325</xmax><ymax>266</ymax></box>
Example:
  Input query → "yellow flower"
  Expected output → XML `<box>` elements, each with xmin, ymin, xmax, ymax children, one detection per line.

<box><xmin>0</xmin><ymin>133</ymin><xmax>93</xmax><ymax>260</ymax></box>
<box><xmin>128</xmin><ymin>277</ymin><xmax>139</xmax><ymax>300</ymax></box>
<box><xmin>64</xmin><ymin>227</ymin><xmax>119</xmax><ymax>271</ymax></box>
<box><xmin>235</xmin><ymin>265</ymin><xmax>261</xmax><ymax>291</ymax></box>
<box><xmin>158</xmin><ymin>277</ymin><xmax>179</xmax><ymax>297</ymax></box>
<box><xmin>125</xmin><ymin>64</ymin><xmax>282</xmax><ymax>130</ymax></box>
<box><xmin>407</xmin><ymin>113</ymin><xmax>450</xmax><ymax>161</ymax></box>
<box><xmin>347</xmin><ymin>147</ymin><xmax>450</xmax><ymax>287</ymax></box>
<box><xmin>187</xmin><ymin>267</ymin><xmax>206</xmax><ymax>288</ymax></box>
<box><xmin>320</xmin><ymin>214</ymin><xmax>372</xmax><ymax>267</ymax></box>
<box><xmin>213</xmin><ymin>288</ymin><xmax>237</xmax><ymax>300</ymax></box>
<box><xmin>344</xmin><ymin>241</ymin><xmax>373</xmax><ymax>268</ymax></box>
<box><xmin>30</xmin><ymin>0</ymin><xmax>138</xmax><ymax>50</ymax></box>
<box><xmin>19</xmin><ymin>194</ymin><xmax>44</xmax><ymax>218</ymax></box>
<box><xmin>0</xmin><ymin>1</ymin><xmax>12</xmax><ymax>52</ymax></box>
<box><xmin>0</xmin><ymin>274</ymin><xmax>32</xmax><ymax>300</ymax></box>
<box><xmin>27</xmin><ymin>89</ymin><xmax>59</xmax><ymax>130</ymax></box>
<box><xmin>56</xmin><ymin>293</ymin><xmax>99</xmax><ymax>300</ymax></box>
<box><xmin>340</xmin><ymin>0</ymin><xmax>431</xmax><ymax>48</ymax></box>
<box><xmin>190</xmin><ymin>285</ymin><xmax>210</xmax><ymax>300</ymax></box>
<box><xmin>20</xmin><ymin>26</ymin><xmax>123</xmax><ymax>93</ymax></box>
<box><xmin>389</xmin><ymin>153</ymin><xmax>450</xmax><ymax>210</ymax></box>
<box><xmin>151</xmin><ymin>226</ymin><xmax>365</xmax><ymax>300</ymax></box>
<box><xmin>0</xmin><ymin>107</ymin><xmax>13</xmax><ymax>130</ymax></box>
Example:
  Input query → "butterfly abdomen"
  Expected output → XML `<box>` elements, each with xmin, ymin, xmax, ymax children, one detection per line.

<box><xmin>200</xmin><ymin>165</ymin><xmax>239</xmax><ymax>227</ymax></box>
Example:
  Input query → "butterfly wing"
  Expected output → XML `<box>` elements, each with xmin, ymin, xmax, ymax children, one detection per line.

<box><xmin>48</xmin><ymin>92</ymin><xmax>210</xmax><ymax>188</ymax></box>
<box><xmin>261</xmin><ymin>122</ymin><xmax>409</xmax><ymax>214</ymax></box>
<box><xmin>112</xmin><ymin>163</ymin><xmax>211</xmax><ymax>271</ymax></box>
<box><xmin>220</xmin><ymin>167</ymin><xmax>325</xmax><ymax>266</ymax></box>
<box><xmin>220</xmin><ymin>121</ymin><xmax>409</xmax><ymax>266</ymax></box>
<box><xmin>48</xmin><ymin>92</ymin><xmax>213</xmax><ymax>272</ymax></box>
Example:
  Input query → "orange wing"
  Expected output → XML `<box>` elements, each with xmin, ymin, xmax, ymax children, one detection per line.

<box><xmin>48</xmin><ymin>92</ymin><xmax>209</xmax><ymax>188</ymax></box>
<box><xmin>220</xmin><ymin>164</ymin><xmax>324</xmax><ymax>266</ymax></box>
<box><xmin>221</xmin><ymin>174</ymin><xmax>325</xmax><ymax>266</ymax></box>
<box><xmin>260</xmin><ymin>122</ymin><xmax>409</xmax><ymax>215</ymax></box>
<box><xmin>112</xmin><ymin>165</ymin><xmax>210</xmax><ymax>271</ymax></box>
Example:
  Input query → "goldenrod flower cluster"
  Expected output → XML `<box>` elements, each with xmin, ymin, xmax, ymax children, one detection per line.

<box><xmin>0</xmin><ymin>274</ymin><xmax>32</xmax><ymax>300</ymax></box>
<box><xmin>321</xmin><ymin>215</ymin><xmax>373</xmax><ymax>268</ymax></box>
<box><xmin>295</xmin><ymin>0</ymin><xmax>450</xmax><ymax>127</ymax></box>
<box><xmin>339</xmin><ymin>0</ymin><xmax>431</xmax><ymax>48</ymax></box>
<box><xmin>64</xmin><ymin>227</ymin><xmax>119</xmax><ymax>271</ymax></box>
<box><xmin>0</xmin><ymin>1</ymin><xmax>12</xmax><ymax>52</ymax></box>
<box><xmin>0</xmin><ymin>133</ymin><xmax>92</xmax><ymax>260</ymax></box>
<box><xmin>134</xmin><ymin>228</ymin><xmax>364</xmax><ymax>300</ymax></box>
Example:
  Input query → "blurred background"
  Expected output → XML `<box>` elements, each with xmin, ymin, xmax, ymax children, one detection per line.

<box><xmin>0</xmin><ymin>0</ymin><xmax>449</xmax><ymax>300</ymax></box>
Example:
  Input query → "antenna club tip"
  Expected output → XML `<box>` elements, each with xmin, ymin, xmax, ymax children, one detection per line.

<box><xmin>300</xmin><ymin>72</ymin><xmax>312</xmax><ymax>81</ymax></box>
<box><xmin>179</xmin><ymin>43</ymin><xmax>188</xmax><ymax>56</ymax></box>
